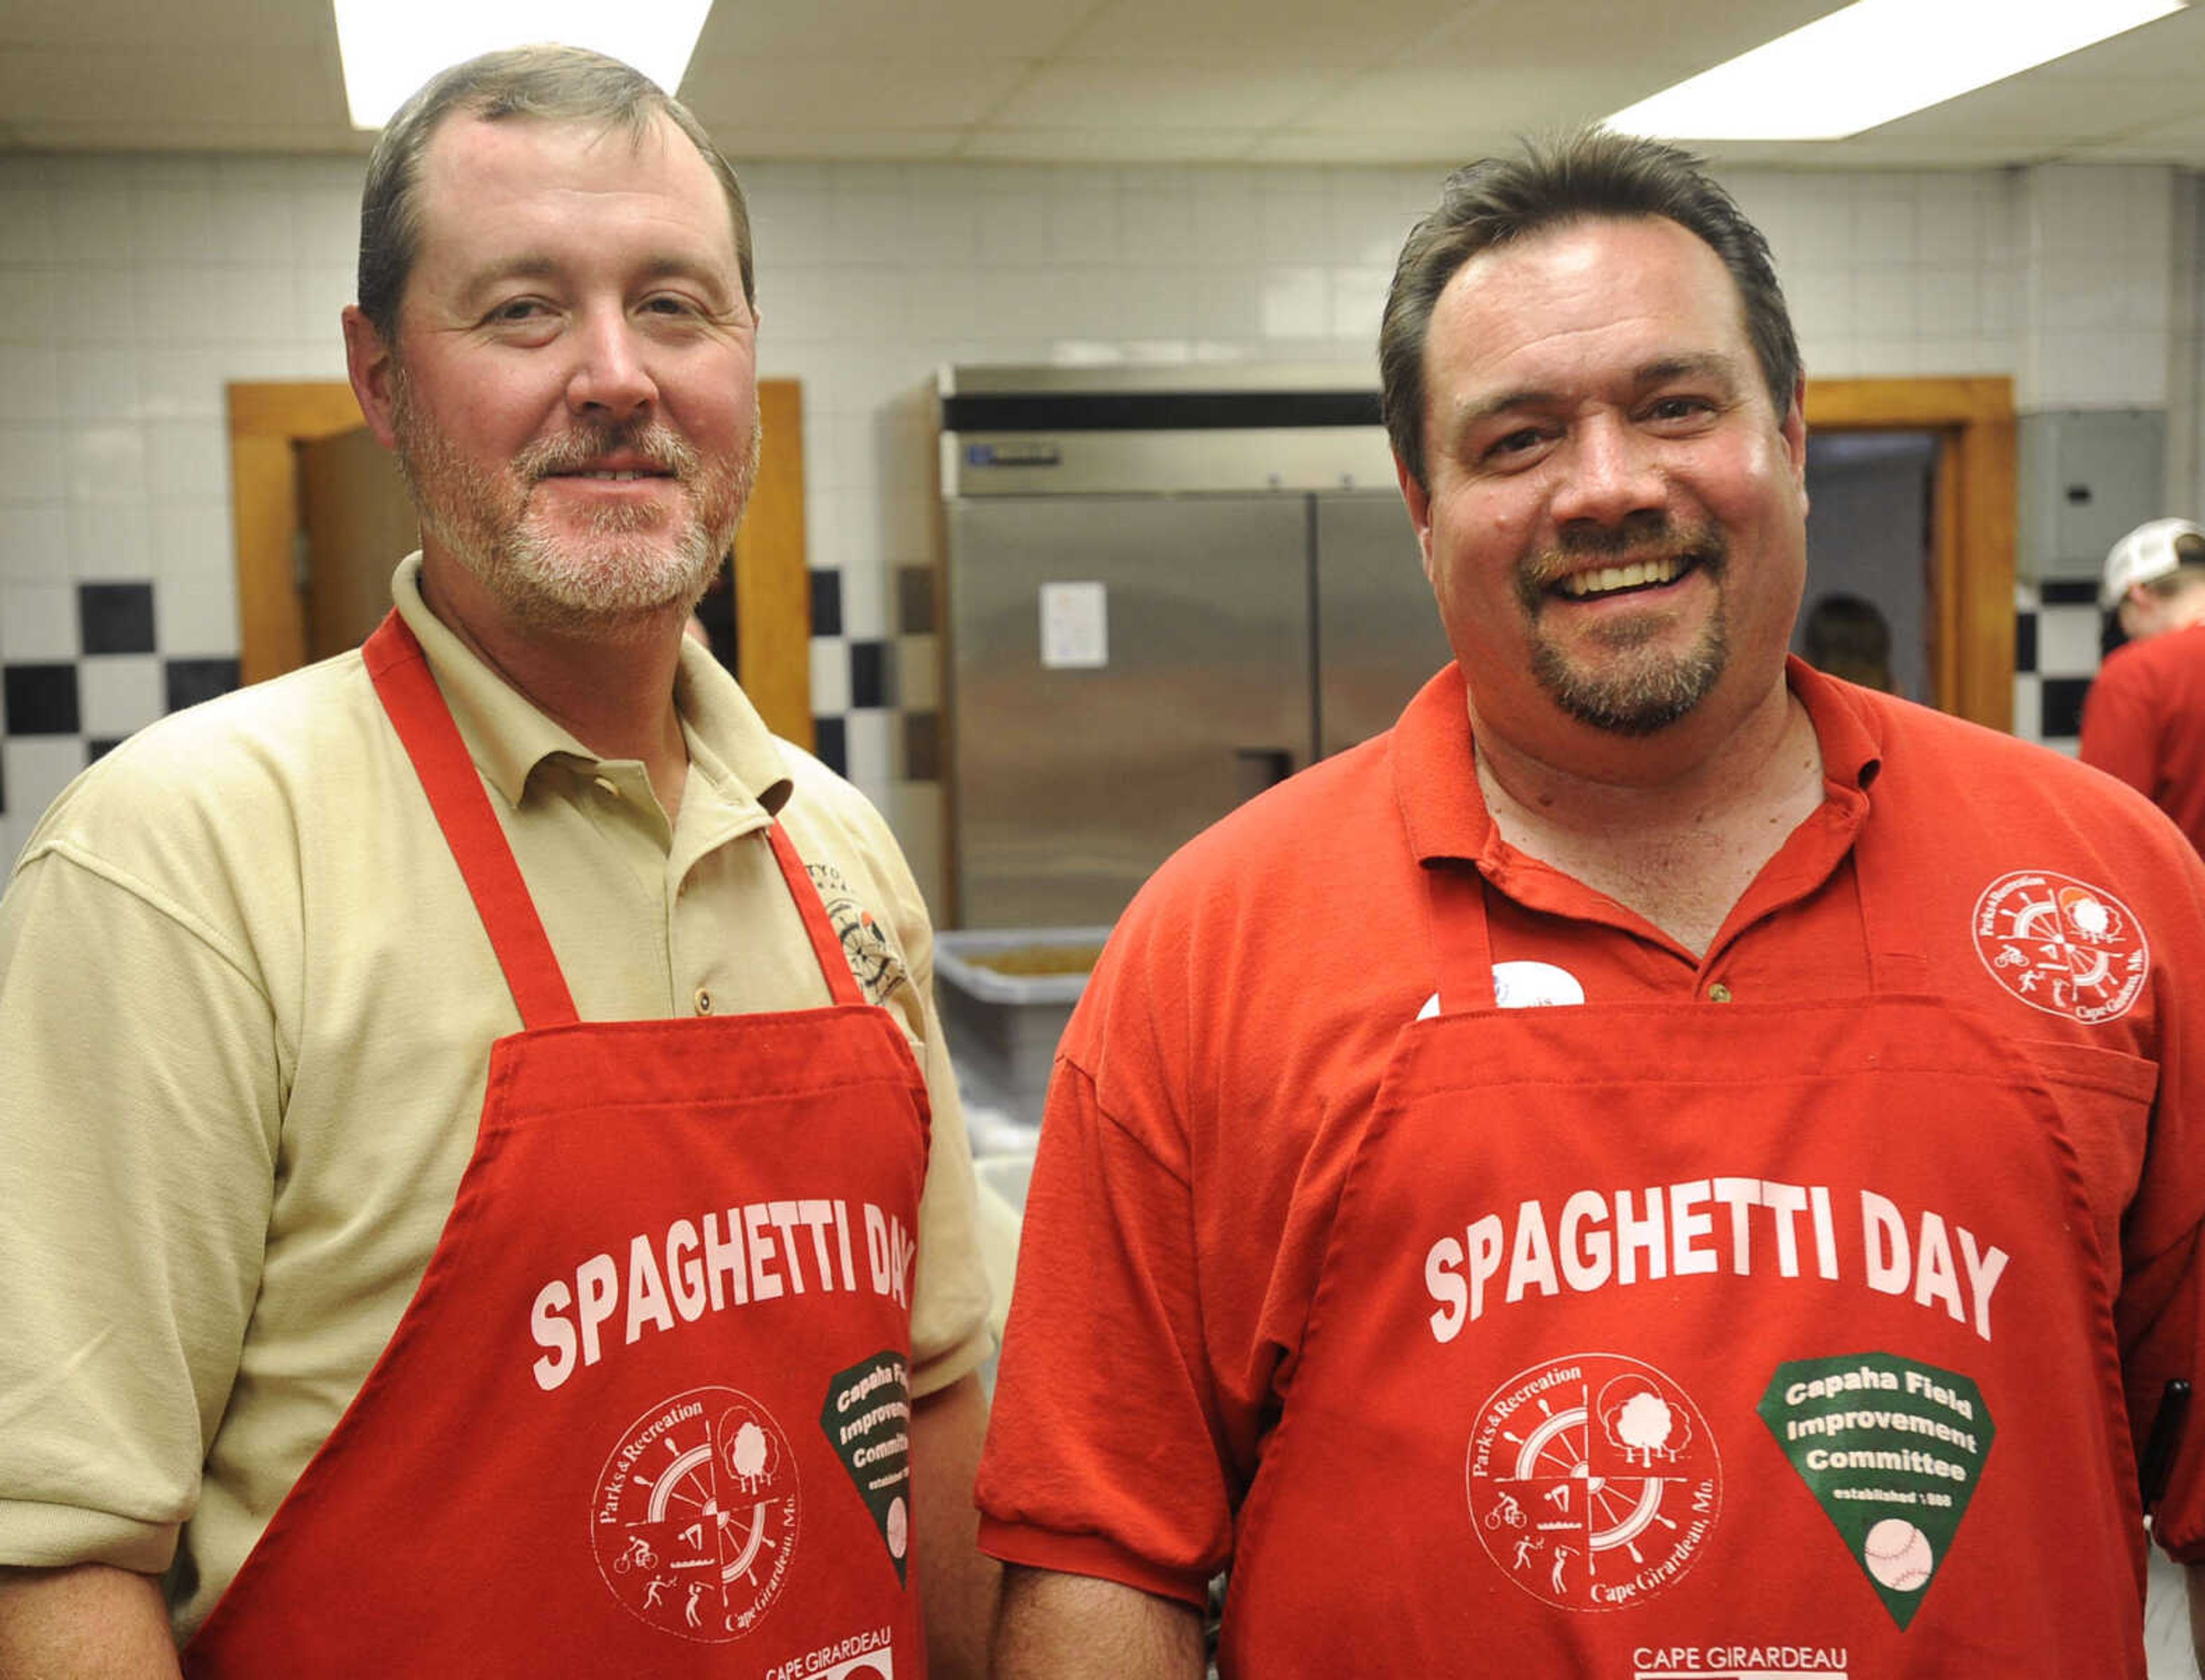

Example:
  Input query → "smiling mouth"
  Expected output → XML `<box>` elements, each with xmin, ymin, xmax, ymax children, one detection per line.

<box><xmin>1553</xmin><ymin>554</ymin><xmax>1694</xmax><ymax>601</ymax></box>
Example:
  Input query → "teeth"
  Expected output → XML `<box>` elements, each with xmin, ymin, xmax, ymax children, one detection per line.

<box><xmin>579</xmin><ymin>470</ymin><xmax>648</xmax><ymax>481</ymax></box>
<box><xmin>1558</xmin><ymin>556</ymin><xmax>1682</xmax><ymax>599</ymax></box>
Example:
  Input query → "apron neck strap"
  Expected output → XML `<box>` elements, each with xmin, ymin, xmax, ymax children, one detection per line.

<box><xmin>1423</xmin><ymin>861</ymin><xmax>1496</xmax><ymax>1015</ymax></box>
<box><xmin>365</xmin><ymin>611</ymin><xmax>581</xmax><ymax>1031</ymax></box>
<box><xmin>764</xmin><ymin>823</ymin><xmax>866</xmax><ymax>1009</ymax></box>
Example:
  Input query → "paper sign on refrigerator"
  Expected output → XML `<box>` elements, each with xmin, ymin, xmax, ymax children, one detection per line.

<box><xmin>1039</xmin><ymin>581</ymin><xmax>1108</xmax><ymax>669</ymax></box>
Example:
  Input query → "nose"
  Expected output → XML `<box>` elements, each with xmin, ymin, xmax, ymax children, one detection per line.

<box><xmin>1549</xmin><ymin>412</ymin><xmax>1665</xmax><ymax>531</ymax></box>
<box><xmin>564</xmin><ymin>304</ymin><xmax>658</xmax><ymax>421</ymax></box>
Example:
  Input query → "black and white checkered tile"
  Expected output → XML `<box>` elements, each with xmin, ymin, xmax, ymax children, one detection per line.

<box><xmin>0</xmin><ymin>580</ymin><xmax>239</xmax><ymax>827</ymax></box>
<box><xmin>1</xmin><ymin>568</ymin><xmax>906</xmax><ymax>843</ymax></box>
<box><xmin>6</xmin><ymin>571</ymin><xmax>2095</xmax><ymax>834</ymax></box>
<box><xmin>806</xmin><ymin>564</ymin><xmax>915</xmax><ymax>791</ymax></box>
<box><xmin>2013</xmin><ymin>578</ymin><xmax>2107</xmax><ymax>754</ymax></box>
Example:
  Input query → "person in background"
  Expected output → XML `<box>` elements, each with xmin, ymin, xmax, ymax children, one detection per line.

<box><xmin>976</xmin><ymin>129</ymin><xmax>2205</xmax><ymax>1677</ymax></box>
<box><xmin>1801</xmin><ymin>589</ymin><xmax>1895</xmax><ymax>692</ymax></box>
<box><xmin>2082</xmin><ymin>517</ymin><xmax>2205</xmax><ymax>857</ymax></box>
<box><xmin>0</xmin><ymin>46</ymin><xmax>994</xmax><ymax>1676</ymax></box>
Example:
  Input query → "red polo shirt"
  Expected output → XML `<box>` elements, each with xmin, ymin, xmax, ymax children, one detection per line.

<box><xmin>977</xmin><ymin>660</ymin><xmax>2205</xmax><ymax>1604</ymax></box>
<box><xmin>2082</xmin><ymin>621</ymin><xmax>2205</xmax><ymax>859</ymax></box>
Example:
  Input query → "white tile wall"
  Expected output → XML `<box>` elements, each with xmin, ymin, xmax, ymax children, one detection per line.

<box><xmin>0</xmin><ymin>148</ymin><xmax>2199</xmax><ymax>868</ymax></box>
<box><xmin>2022</xmin><ymin>164</ymin><xmax>2180</xmax><ymax>410</ymax></box>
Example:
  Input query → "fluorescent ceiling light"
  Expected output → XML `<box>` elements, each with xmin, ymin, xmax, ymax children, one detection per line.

<box><xmin>333</xmin><ymin>0</ymin><xmax>714</xmax><ymax>130</ymax></box>
<box><xmin>1608</xmin><ymin>0</ymin><xmax>2187</xmax><ymax>141</ymax></box>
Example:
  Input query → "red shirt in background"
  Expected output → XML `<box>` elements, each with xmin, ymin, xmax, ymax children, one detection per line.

<box><xmin>2082</xmin><ymin>621</ymin><xmax>2205</xmax><ymax>859</ymax></box>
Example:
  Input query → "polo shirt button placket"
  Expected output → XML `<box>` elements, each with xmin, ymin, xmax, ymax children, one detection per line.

<box><xmin>1706</xmin><ymin>981</ymin><xmax>1734</xmax><ymax>1003</ymax></box>
<box><xmin>694</xmin><ymin>988</ymin><xmax>714</xmax><ymax>1016</ymax></box>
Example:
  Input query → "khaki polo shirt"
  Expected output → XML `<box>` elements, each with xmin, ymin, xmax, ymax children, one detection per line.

<box><xmin>0</xmin><ymin>556</ymin><xmax>991</xmax><ymax>1638</ymax></box>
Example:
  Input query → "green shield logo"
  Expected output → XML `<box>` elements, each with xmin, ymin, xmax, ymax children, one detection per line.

<box><xmin>1758</xmin><ymin>1353</ymin><xmax>1993</xmax><ymax>1629</ymax></box>
<box><xmin>820</xmin><ymin>1350</ymin><xmax>914</xmax><ymax>1586</ymax></box>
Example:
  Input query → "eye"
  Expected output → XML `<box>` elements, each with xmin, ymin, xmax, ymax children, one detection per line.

<box><xmin>487</xmin><ymin>297</ymin><xmax>550</xmax><ymax>323</ymax></box>
<box><xmin>1644</xmin><ymin>394</ymin><xmax>1716</xmax><ymax>424</ymax></box>
<box><xmin>1483</xmin><ymin>425</ymin><xmax>1551</xmax><ymax>465</ymax></box>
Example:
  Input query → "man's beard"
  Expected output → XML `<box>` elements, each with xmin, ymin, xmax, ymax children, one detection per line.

<box><xmin>1517</xmin><ymin>514</ymin><xmax>1730</xmax><ymax>737</ymax></box>
<box><xmin>389</xmin><ymin>374</ymin><xmax>758</xmax><ymax>636</ymax></box>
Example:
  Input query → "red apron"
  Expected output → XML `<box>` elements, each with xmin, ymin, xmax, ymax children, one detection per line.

<box><xmin>183</xmin><ymin>613</ymin><xmax>930</xmax><ymax>1678</ymax></box>
<box><xmin>1219</xmin><ymin>807</ymin><xmax>2145</xmax><ymax>1677</ymax></box>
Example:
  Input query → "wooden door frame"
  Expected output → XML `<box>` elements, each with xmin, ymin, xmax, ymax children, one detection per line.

<box><xmin>1803</xmin><ymin>376</ymin><xmax>2016</xmax><ymax>730</ymax></box>
<box><xmin>226</xmin><ymin>380</ymin><xmax>812</xmax><ymax>747</ymax></box>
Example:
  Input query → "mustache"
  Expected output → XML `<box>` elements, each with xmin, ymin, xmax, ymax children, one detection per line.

<box><xmin>517</xmin><ymin>421</ymin><xmax>701</xmax><ymax>481</ymax></box>
<box><xmin>1517</xmin><ymin>514</ymin><xmax>1727</xmax><ymax>605</ymax></box>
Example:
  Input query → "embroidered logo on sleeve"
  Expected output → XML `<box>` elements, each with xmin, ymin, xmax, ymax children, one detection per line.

<box><xmin>806</xmin><ymin>865</ymin><xmax>910</xmax><ymax>1007</ymax></box>
<box><xmin>1971</xmin><ymin>870</ymin><xmax>2149</xmax><ymax>1024</ymax></box>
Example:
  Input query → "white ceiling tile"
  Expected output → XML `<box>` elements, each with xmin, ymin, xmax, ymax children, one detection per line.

<box><xmin>989</xmin><ymin>61</ymin><xmax>1352</xmax><ymax>130</ymax></box>
<box><xmin>685</xmin><ymin>57</ymin><xmax>1033</xmax><ymax>132</ymax></box>
<box><xmin>0</xmin><ymin>47</ymin><xmax>341</xmax><ymax>126</ymax></box>
<box><xmin>1409</xmin><ymin>0</ymin><xmax>1844</xmax><ymax>76</ymax></box>
<box><xmin>3</xmin><ymin>0</ymin><xmax>332</xmax><ymax>48</ymax></box>
<box><xmin>1243</xmin><ymin>128</ymin><xmax>1489</xmax><ymax>167</ymax></box>
<box><xmin>1284</xmin><ymin>65</ymin><xmax>1622</xmax><ymax>137</ymax></box>
<box><xmin>0</xmin><ymin>0</ymin><xmax>2199</xmax><ymax>169</ymax></box>
<box><xmin>694</xmin><ymin>0</ymin><xmax>1093</xmax><ymax>59</ymax></box>
<box><xmin>703</xmin><ymin>130</ymin><xmax>968</xmax><ymax>162</ymax></box>
<box><xmin>958</xmin><ymin>126</ymin><xmax>1264</xmax><ymax>163</ymax></box>
<box><xmin>1052</xmin><ymin>0</ymin><xmax>1463</xmax><ymax>67</ymax></box>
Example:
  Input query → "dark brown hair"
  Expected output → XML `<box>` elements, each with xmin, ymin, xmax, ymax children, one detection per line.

<box><xmin>1380</xmin><ymin>128</ymin><xmax>1801</xmax><ymax>491</ymax></box>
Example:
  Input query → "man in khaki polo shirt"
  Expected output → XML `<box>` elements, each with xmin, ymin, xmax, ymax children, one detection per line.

<box><xmin>0</xmin><ymin>46</ymin><xmax>995</xmax><ymax>1675</ymax></box>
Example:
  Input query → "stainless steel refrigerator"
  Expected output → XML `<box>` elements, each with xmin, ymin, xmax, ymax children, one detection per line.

<box><xmin>937</xmin><ymin>364</ymin><xmax>1454</xmax><ymax>930</ymax></box>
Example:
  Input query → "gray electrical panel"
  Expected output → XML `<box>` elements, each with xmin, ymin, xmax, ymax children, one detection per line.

<box><xmin>2017</xmin><ymin>408</ymin><xmax>2166</xmax><ymax>585</ymax></box>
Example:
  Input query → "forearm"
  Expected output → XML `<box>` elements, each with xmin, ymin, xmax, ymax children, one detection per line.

<box><xmin>911</xmin><ymin>1371</ymin><xmax>997</xmax><ymax>1680</ymax></box>
<box><xmin>0</xmin><ymin>1563</ymin><xmax>181</xmax><ymax>1677</ymax></box>
<box><xmin>992</xmin><ymin>1565</ymin><xmax>1204</xmax><ymax>1680</ymax></box>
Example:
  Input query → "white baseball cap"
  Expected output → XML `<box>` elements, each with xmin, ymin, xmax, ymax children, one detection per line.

<box><xmin>2102</xmin><ymin>517</ymin><xmax>2205</xmax><ymax>611</ymax></box>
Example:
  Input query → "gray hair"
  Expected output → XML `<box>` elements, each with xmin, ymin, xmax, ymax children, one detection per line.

<box><xmin>356</xmin><ymin>44</ymin><xmax>755</xmax><ymax>347</ymax></box>
<box><xmin>1380</xmin><ymin>128</ymin><xmax>1801</xmax><ymax>492</ymax></box>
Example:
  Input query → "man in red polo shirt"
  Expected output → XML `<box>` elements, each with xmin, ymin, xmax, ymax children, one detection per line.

<box><xmin>977</xmin><ymin>130</ymin><xmax>2205</xmax><ymax>1677</ymax></box>
<box><xmin>2082</xmin><ymin>517</ymin><xmax>2205</xmax><ymax>857</ymax></box>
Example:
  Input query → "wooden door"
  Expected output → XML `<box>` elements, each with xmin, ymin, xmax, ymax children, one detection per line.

<box><xmin>230</xmin><ymin>380</ymin><xmax>811</xmax><ymax>745</ymax></box>
<box><xmin>298</xmin><ymin>425</ymin><xmax>416</xmax><ymax>660</ymax></box>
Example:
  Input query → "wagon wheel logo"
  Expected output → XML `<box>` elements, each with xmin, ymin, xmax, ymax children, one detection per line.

<box><xmin>1465</xmin><ymin>1354</ymin><xmax>1721</xmax><ymax>1611</ymax></box>
<box><xmin>591</xmin><ymin>1387</ymin><xmax>800</xmax><ymax>1642</ymax></box>
<box><xmin>1972</xmin><ymin>870</ymin><xmax>2149</xmax><ymax>1025</ymax></box>
<box><xmin>806</xmin><ymin>865</ymin><xmax>909</xmax><ymax>1004</ymax></box>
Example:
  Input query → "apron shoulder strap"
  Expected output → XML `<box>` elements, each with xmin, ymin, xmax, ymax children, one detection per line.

<box><xmin>363</xmin><ymin>611</ymin><xmax>581</xmax><ymax>1031</ymax></box>
<box><xmin>765</xmin><ymin>823</ymin><xmax>866</xmax><ymax>1009</ymax></box>
<box><xmin>1423</xmin><ymin>860</ymin><xmax>1496</xmax><ymax>1015</ymax></box>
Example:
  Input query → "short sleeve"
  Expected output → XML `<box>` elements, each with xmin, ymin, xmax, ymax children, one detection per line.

<box><xmin>974</xmin><ymin>1056</ymin><xmax>1227</xmax><ymax>1608</ymax></box>
<box><xmin>0</xmin><ymin>840</ymin><xmax>280</xmax><ymax>1573</ymax></box>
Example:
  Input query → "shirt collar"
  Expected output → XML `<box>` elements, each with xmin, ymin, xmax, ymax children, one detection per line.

<box><xmin>390</xmin><ymin>553</ymin><xmax>794</xmax><ymax>814</ymax></box>
<box><xmin>1391</xmin><ymin>655</ymin><xmax>1888</xmax><ymax>867</ymax></box>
